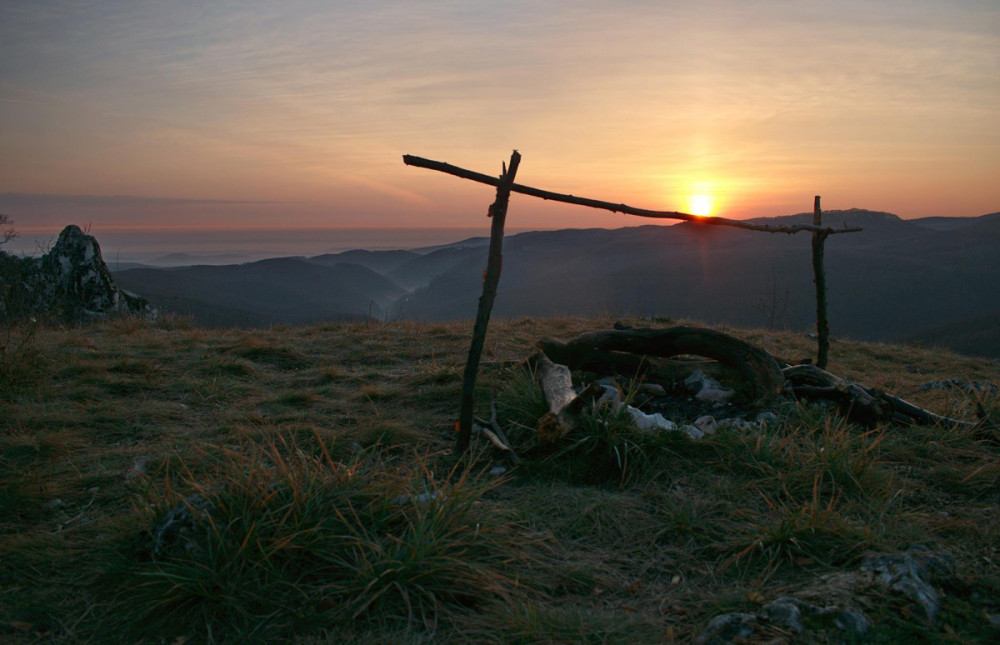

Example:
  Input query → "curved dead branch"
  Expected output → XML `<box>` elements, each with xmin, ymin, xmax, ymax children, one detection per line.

<box><xmin>538</xmin><ymin>326</ymin><xmax>785</xmax><ymax>402</ymax></box>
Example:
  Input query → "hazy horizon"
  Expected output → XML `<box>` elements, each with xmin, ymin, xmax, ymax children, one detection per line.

<box><xmin>8</xmin><ymin>226</ymin><xmax>514</xmax><ymax>267</ymax></box>
<box><xmin>8</xmin><ymin>206</ymin><xmax>998</xmax><ymax>268</ymax></box>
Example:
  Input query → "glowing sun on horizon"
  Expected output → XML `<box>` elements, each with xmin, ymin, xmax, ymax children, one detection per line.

<box><xmin>688</xmin><ymin>194</ymin><xmax>715</xmax><ymax>217</ymax></box>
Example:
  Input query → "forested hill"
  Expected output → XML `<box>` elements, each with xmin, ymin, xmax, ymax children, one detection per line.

<box><xmin>113</xmin><ymin>210</ymin><xmax>1000</xmax><ymax>357</ymax></box>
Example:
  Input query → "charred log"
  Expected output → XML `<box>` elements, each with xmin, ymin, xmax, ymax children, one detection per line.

<box><xmin>784</xmin><ymin>364</ymin><xmax>978</xmax><ymax>430</ymax></box>
<box><xmin>538</xmin><ymin>326</ymin><xmax>784</xmax><ymax>402</ymax></box>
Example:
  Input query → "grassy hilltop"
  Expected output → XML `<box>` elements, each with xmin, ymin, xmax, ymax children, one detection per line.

<box><xmin>1</xmin><ymin>315</ymin><xmax>998</xmax><ymax>643</ymax></box>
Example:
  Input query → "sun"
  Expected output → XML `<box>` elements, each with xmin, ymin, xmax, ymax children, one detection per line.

<box><xmin>688</xmin><ymin>194</ymin><xmax>715</xmax><ymax>217</ymax></box>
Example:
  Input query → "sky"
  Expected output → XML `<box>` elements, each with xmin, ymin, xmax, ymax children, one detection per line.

<box><xmin>1</xmin><ymin>0</ymin><xmax>998</xmax><ymax>236</ymax></box>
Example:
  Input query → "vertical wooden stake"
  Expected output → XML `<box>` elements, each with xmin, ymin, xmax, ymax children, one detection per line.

<box><xmin>811</xmin><ymin>195</ymin><xmax>830</xmax><ymax>369</ymax></box>
<box><xmin>456</xmin><ymin>150</ymin><xmax>521</xmax><ymax>452</ymax></box>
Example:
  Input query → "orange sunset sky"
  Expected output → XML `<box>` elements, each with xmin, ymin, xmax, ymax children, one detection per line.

<box><xmin>1</xmin><ymin>0</ymin><xmax>998</xmax><ymax>235</ymax></box>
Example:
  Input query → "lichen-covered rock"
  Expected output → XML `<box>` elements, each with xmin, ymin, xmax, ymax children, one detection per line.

<box><xmin>151</xmin><ymin>493</ymin><xmax>212</xmax><ymax>557</ymax></box>
<box><xmin>698</xmin><ymin>597</ymin><xmax>869</xmax><ymax>643</ymax></box>
<box><xmin>696</xmin><ymin>612</ymin><xmax>757</xmax><ymax>644</ymax></box>
<box><xmin>860</xmin><ymin>545</ymin><xmax>955</xmax><ymax>623</ymax></box>
<box><xmin>761</xmin><ymin>597</ymin><xmax>869</xmax><ymax>636</ymax></box>
<box><xmin>695</xmin><ymin>547</ymin><xmax>956</xmax><ymax>643</ymax></box>
<box><xmin>0</xmin><ymin>225</ymin><xmax>154</xmax><ymax>323</ymax></box>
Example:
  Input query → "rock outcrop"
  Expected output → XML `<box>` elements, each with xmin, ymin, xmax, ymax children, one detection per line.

<box><xmin>0</xmin><ymin>225</ymin><xmax>154</xmax><ymax>323</ymax></box>
<box><xmin>696</xmin><ymin>546</ymin><xmax>956</xmax><ymax>643</ymax></box>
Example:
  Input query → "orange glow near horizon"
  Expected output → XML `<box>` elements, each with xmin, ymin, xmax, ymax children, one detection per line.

<box><xmin>688</xmin><ymin>194</ymin><xmax>715</xmax><ymax>217</ymax></box>
<box><xmin>0</xmin><ymin>2</ymin><xmax>997</xmax><ymax>232</ymax></box>
<box><xmin>16</xmin><ymin>224</ymin><xmax>484</xmax><ymax>235</ymax></box>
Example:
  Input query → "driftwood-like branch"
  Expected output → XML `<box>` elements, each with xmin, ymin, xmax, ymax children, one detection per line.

<box><xmin>783</xmin><ymin>364</ymin><xmax>891</xmax><ymax>426</ymax></box>
<box><xmin>538</xmin><ymin>326</ymin><xmax>785</xmax><ymax>401</ymax></box>
<box><xmin>472</xmin><ymin>422</ymin><xmax>512</xmax><ymax>452</ymax></box>
<box><xmin>403</xmin><ymin>154</ymin><xmax>862</xmax><ymax>236</ymax></box>
<box><xmin>473</xmin><ymin>391</ymin><xmax>520</xmax><ymax>465</ymax></box>
<box><xmin>533</xmin><ymin>352</ymin><xmax>606</xmax><ymax>445</ymax></box>
<box><xmin>783</xmin><ymin>364</ymin><xmax>976</xmax><ymax>429</ymax></box>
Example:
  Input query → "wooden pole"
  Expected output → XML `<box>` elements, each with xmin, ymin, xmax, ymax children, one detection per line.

<box><xmin>403</xmin><ymin>154</ymin><xmax>861</xmax><ymax>237</ymax></box>
<box><xmin>456</xmin><ymin>150</ymin><xmax>521</xmax><ymax>452</ymax></box>
<box><xmin>812</xmin><ymin>196</ymin><xmax>831</xmax><ymax>369</ymax></box>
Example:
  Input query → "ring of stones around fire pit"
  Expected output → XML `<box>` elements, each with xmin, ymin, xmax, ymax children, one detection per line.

<box><xmin>592</xmin><ymin>371</ymin><xmax>779</xmax><ymax>441</ymax></box>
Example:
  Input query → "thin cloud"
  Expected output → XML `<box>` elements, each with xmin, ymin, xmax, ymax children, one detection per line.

<box><xmin>0</xmin><ymin>193</ymin><xmax>293</xmax><ymax>207</ymax></box>
<box><xmin>0</xmin><ymin>96</ymin><xmax>47</xmax><ymax>104</ymax></box>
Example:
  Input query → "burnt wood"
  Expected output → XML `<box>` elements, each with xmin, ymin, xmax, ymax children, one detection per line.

<box><xmin>538</xmin><ymin>326</ymin><xmax>785</xmax><ymax>402</ymax></box>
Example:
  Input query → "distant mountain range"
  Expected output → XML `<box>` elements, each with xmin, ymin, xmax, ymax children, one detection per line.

<box><xmin>113</xmin><ymin>210</ymin><xmax>1000</xmax><ymax>358</ymax></box>
<box><xmin>116</xmin><ymin>258</ymin><xmax>403</xmax><ymax>326</ymax></box>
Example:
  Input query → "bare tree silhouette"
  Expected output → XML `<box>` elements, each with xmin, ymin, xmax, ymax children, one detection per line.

<box><xmin>0</xmin><ymin>214</ymin><xmax>16</xmax><ymax>247</ymax></box>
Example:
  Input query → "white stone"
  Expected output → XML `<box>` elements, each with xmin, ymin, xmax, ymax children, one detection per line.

<box><xmin>694</xmin><ymin>415</ymin><xmax>718</xmax><ymax>435</ymax></box>
<box><xmin>681</xmin><ymin>424</ymin><xmax>704</xmax><ymax>440</ymax></box>
<box><xmin>684</xmin><ymin>369</ymin><xmax>735</xmax><ymax>403</ymax></box>
<box><xmin>627</xmin><ymin>408</ymin><xmax>676</xmax><ymax>433</ymax></box>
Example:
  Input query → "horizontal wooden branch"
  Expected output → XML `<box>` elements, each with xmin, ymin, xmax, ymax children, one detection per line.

<box><xmin>403</xmin><ymin>154</ymin><xmax>862</xmax><ymax>236</ymax></box>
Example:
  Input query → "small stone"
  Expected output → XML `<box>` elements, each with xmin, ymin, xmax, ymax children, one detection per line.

<box><xmin>392</xmin><ymin>491</ymin><xmax>439</xmax><ymax>505</ymax></box>
<box><xmin>833</xmin><ymin>609</ymin><xmax>870</xmax><ymax>634</ymax></box>
<box><xmin>125</xmin><ymin>457</ymin><xmax>148</xmax><ymax>480</ymax></box>
<box><xmin>694</xmin><ymin>415</ymin><xmax>718</xmax><ymax>435</ymax></box>
<box><xmin>755</xmin><ymin>411</ymin><xmax>779</xmax><ymax>426</ymax></box>
<box><xmin>597</xmin><ymin>384</ymin><xmax>624</xmax><ymax>410</ymax></box>
<box><xmin>638</xmin><ymin>383</ymin><xmax>666</xmax><ymax>397</ymax></box>
<box><xmin>717</xmin><ymin>418</ymin><xmax>752</xmax><ymax>431</ymax></box>
<box><xmin>861</xmin><ymin>548</ymin><xmax>948</xmax><ymax>623</ymax></box>
<box><xmin>488</xmin><ymin>466</ymin><xmax>507</xmax><ymax>476</ymax></box>
<box><xmin>684</xmin><ymin>370</ymin><xmax>735</xmax><ymax>403</ymax></box>
<box><xmin>681</xmin><ymin>424</ymin><xmax>704</xmax><ymax>440</ymax></box>
<box><xmin>696</xmin><ymin>613</ymin><xmax>757</xmax><ymax>644</ymax></box>
<box><xmin>762</xmin><ymin>598</ymin><xmax>805</xmax><ymax>634</ymax></box>
<box><xmin>628</xmin><ymin>407</ymin><xmax>675</xmax><ymax>433</ymax></box>
<box><xmin>152</xmin><ymin>493</ymin><xmax>212</xmax><ymax>556</ymax></box>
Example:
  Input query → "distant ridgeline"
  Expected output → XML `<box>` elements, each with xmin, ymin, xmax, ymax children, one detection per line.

<box><xmin>0</xmin><ymin>225</ymin><xmax>154</xmax><ymax>324</ymax></box>
<box><xmin>99</xmin><ymin>209</ymin><xmax>1000</xmax><ymax>359</ymax></box>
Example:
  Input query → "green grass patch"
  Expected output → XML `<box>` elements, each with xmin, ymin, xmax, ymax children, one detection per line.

<box><xmin>101</xmin><ymin>441</ymin><xmax>551</xmax><ymax>642</ymax></box>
